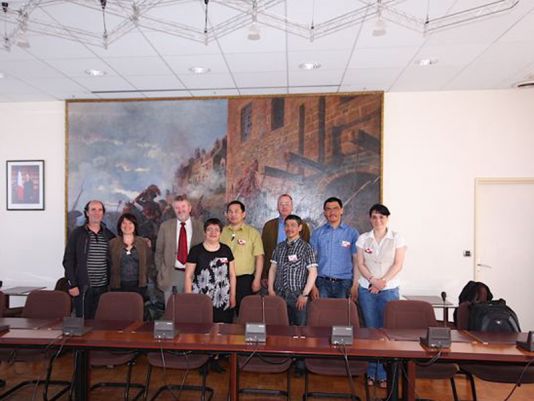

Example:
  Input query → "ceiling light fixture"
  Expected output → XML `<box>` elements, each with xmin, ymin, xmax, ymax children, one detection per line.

<box><xmin>189</xmin><ymin>66</ymin><xmax>210</xmax><ymax>74</ymax></box>
<box><xmin>0</xmin><ymin>0</ymin><xmax>520</xmax><ymax>48</ymax></box>
<box><xmin>372</xmin><ymin>18</ymin><xmax>386</xmax><ymax>37</ymax></box>
<box><xmin>247</xmin><ymin>22</ymin><xmax>260</xmax><ymax>40</ymax></box>
<box><xmin>16</xmin><ymin>31</ymin><xmax>29</xmax><ymax>48</ymax></box>
<box><xmin>247</xmin><ymin>0</ymin><xmax>260</xmax><ymax>41</ymax></box>
<box><xmin>417</xmin><ymin>58</ymin><xmax>438</xmax><ymax>66</ymax></box>
<box><xmin>299</xmin><ymin>62</ymin><xmax>321</xmax><ymax>70</ymax></box>
<box><xmin>515</xmin><ymin>80</ymin><xmax>534</xmax><ymax>89</ymax></box>
<box><xmin>372</xmin><ymin>0</ymin><xmax>386</xmax><ymax>37</ymax></box>
<box><xmin>85</xmin><ymin>68</ymin><xmax>106</xmax><ymax>77</ymax></box>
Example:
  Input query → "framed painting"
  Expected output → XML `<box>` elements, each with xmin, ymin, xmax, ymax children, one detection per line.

<box><xmin>66</xmin><ymin>94</ymin><xmax>382</xmax><ymax>237</ymax></box>
<box><xmin>6</xmin><ymin>160</ymin><xmax>45</xmax><ymax>210</ymax></box>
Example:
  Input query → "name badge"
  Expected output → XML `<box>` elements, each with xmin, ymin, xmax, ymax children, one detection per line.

<box><xmin>341</xmin><ymin>240</ymin><xmax>351</xmax><ymax>248</ymax></box>
<box><xmin>288</xmin><ymin>254</ymin><xmax>298</xmax><ymax>262</ymax></box>
<box><xmin>238</xmin><ymin>239</ymin><xmax>247</xmax><ymax>245</ymax></box>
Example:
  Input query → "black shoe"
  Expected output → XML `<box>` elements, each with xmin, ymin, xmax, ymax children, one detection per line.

<box><xmin>210</xmin><ymin>360</ymin><xmax>226</xmax><ymax>373</ymax></box>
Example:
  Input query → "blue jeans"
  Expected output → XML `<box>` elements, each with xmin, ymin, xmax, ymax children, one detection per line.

<box><xmin>358</xmin><ymin>286</ymin><xmax>399</xmax><ymax>381</ymax></box>
<box><xmin>283</xmin><ymin>291</ymin><xmax>307</xmax><ymax>326</ymax></box>
<box><xmin>316</xmin><ymin>277</ymin><xmax>353</xmax><ymax>299</ymax></box>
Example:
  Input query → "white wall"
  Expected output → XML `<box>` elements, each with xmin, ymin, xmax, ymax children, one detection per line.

<box><xmin>383</xmin><ymin>89</ymin><xmax>534</xmax><ymax>299</ymax></box>
<box><xmin>1</xmin><ymin>90</ymin><xmax>533</xmax><ymax>304</ymax></box>
<box><xmin>0</xmin><ymin>102</ymin><xmax>65</xmax><ymax>301</ymax></box>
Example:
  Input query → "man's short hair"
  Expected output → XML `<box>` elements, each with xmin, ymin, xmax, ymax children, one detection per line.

<box><xmin>278</xmin><ymin>193</ymin><xmax>293</xmax><ymax>202</ymax></box>
<box><xmin>83</xmin><ymin>200</ymin><xmax>106</xmax><ymax>222</ymax></box>
<box><xmin>204</xmin><ymin>217</ymin><xmax>224</xmax><ymax>232</ymax></box>
<box><xmin>284</xmin><ymin>214</ymin><xmax>302</xmax><ymax>226</ymax></box>
<box><xmin>323</xmin><ymin>197</ymin><xmax>343</xmax><ymax>209</ymax></box>
<box><xmin>369</xmin><ymin>203</ymin><xmax>390</xmax><ymax>217</ymax></box>
<box><xmin>173</xmin><ymin>194</ymin><xmax>189</xmax><ymax>203</ymax></box>
<box><xmin>227</xmin><ymin>200</ymin><xmax>245</xmax><ymax>212</ymax></box>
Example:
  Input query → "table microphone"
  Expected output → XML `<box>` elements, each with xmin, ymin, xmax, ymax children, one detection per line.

<box><xmin>261</xmin><ymin>292</ymin><xmax>265</xmax><ymax>324</ymax></box>
<box><xmin>63</xmin><ymin>285</ymin><xmax>91</xmax><ymax>336</ymax></box>
<box><xmin>154</xmin><ymin>286</ymin><xmax>177</xmax><ymax>339</ymax></box>
<box><xmin>81</xmin><ymin>285</ymin><xmax>89</xmax><ymax>318</ymax></box>
<box><xmin>331</xmin><ymin>294</ymin><xmax>354</xmax><ymax>345</ymax></box>
<box><xmin>245</xmin><ymin>294</ymin><xmax>266</xmax><ymax>343</ymax></box>
<box><xmin>441</xmin><ymin>291</ymin><xmax>447</xmax><ymax>303</ymax></box>
<box><xmin>347</xmin><ymin>295</ymin><xmax>351</xmax><ymax>326</ymax></box>
<box><xmin>172</xmin><ymin>285</ymin><xmax>177</xmax><ymax>322</ymax></box>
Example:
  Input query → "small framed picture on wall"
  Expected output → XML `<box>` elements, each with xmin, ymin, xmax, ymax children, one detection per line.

<box><xmin>6</xmin><ymin>160</ymin><xmax>45</xmax><ymax>210</ymax></box>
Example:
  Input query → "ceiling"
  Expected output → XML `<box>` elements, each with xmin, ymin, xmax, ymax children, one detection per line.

<box><xmin>1</xmin><ymin>0</ymin><xmax>534</xmax><ymax>102</ymax></box>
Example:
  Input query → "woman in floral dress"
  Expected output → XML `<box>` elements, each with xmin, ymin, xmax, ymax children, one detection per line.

<box><xmin>185</xmin><ymin>218</ymin><xmax>236</xmax><ymax>323</ymax></box>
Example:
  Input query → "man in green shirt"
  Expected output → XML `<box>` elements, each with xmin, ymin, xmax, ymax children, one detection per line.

<box><xmin>220</xmin><ymin>200</ymin><xmax>264</xmax><ymax>314</ymax></box>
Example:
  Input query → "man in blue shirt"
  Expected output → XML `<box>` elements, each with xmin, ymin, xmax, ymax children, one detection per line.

<box><xmin>310</xmin><ymin>197</ymin><xmax>359</xmax><ymax>300</ymax></box>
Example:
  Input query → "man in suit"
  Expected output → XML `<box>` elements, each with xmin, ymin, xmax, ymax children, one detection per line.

<box><xmin>155</xmin><ymin>195</ymin><xmax>203</xmax><ymax>302</ymax></box>
<box><xmin>261</xmin><ymin>194</ymin><xmax>310</xmax><ymax>292</ymax></box>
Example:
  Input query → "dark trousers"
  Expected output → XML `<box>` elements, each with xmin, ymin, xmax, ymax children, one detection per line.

<box><xmin>214</xmin><ymin>307</ymin><xmax>234</xmax><ymax>323</ymax></box>
<box><xmin>112</xmin><ymin>282</ymin><xmax>147</xmax><ymax>300</ymax></box>
<box><xmin>235</xmin><ymin>274</ymin><xmax>254</xmax><ymax>315</ymax></box>
<box><xmin>73</xmin><ymin>286</ymin><xmax>107</xmax><ymax>319</ymax></box>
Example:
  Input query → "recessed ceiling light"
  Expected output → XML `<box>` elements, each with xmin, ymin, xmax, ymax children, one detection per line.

<box><xmin>189</xmin><ymin>66</ymin><xmax>211</xmax><ymax>74</ymax></box>
<box><xmin>85</xmin><ymin>68</ymin><xmax>106</xmax><ymax>77</ymax></box>
<box><xmin>416</xmin><ymin>58</ymin><xmax>438</xmax><ymax>66</ymax></box>
<box><xmin>299</xmin><ymin>62</ymin><xmax>321</xmax><ymax>70</ymax></box>
<box><xmin>0</xmin><ymin>72</ymin><xmax>4</xmax><ymax>79</ymax></box>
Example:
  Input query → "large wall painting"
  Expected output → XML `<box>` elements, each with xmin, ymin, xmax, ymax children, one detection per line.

<box><xmin>67</xmin><ymin>93</ymin><xmax>382</xmax><ymax>242</ymax></box>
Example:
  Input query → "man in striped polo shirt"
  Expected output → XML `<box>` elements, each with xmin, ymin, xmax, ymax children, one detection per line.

<box><xmin>63</xmin><ymin>200</ymin><xmax>115</xmax><ymax>318</ymax></box>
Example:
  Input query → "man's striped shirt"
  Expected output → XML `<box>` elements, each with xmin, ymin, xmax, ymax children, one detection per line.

<box><xmin>87</xmin><ymin>230</ymin><xmax>109</xmax><ymax>287</ymax></box>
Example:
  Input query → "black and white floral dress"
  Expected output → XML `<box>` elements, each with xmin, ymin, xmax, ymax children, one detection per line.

<box><xmin>187</xmin><ymin>243</ymin><xmax>234</xmax><ymax>322</ymax></box>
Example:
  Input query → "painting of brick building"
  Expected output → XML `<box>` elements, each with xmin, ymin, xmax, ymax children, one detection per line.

<box><xmin>226</xmin><ymin>94</ymin><xmax>382</xmax><ymax>232</ymax></box>
<box><xmin>67</xmin><ymin>93</ymin><xmax>381</xmax><ymax>238</ymax></box>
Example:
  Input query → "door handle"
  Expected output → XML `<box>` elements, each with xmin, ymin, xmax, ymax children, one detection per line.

<box><xmin>477</xmin><ymin>263</ymin><xmax>493</xmax><ymax>269</ymax></box>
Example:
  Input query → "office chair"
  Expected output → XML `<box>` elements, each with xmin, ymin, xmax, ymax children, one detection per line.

<box><xmin>89</xmin><ymin>291</ymin><xmax>145</xmax><ymax>401</ymax></box>
<box><xmin>237</xmin><ymin>295</ymin><xmax>292</xmax><ymax>400</ymax></box>
<box><xmin>384</xmin><ymin>300</ymin><xmax>465</xmax><ymax>401</ymax></box>
<box><xmin>0</xmin><ymin>290</ymin><xmax>71</xmax><ymax>401</ymax></box>
<box><xmin>144</xmin><ymin>293</ymin><xmax>214</xmax><ymax>401</ymax></box>
<box><xmin>303</xmin><ymin>298</ymin><xmax>369</xmax><ymax>401</ymax></box>
<box><xmin>456</xmin><ymin>301</ymin><xmax>534</xmax><ymax>401</ymax></box>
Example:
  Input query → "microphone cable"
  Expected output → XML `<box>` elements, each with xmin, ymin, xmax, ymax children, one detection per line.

<box><xmin>339</xmin><ymin>343</ymin><xmax>358</xmax><ymax>399</ymax></box>
<box><xmin>158</xmin><ymin>342</ymin><xmax>193</xmax><ymax>401</ymax></box>
<box><xmin>238</xmin><ymin>343</ymin><xmax>260</xmax><ymax>369</ymax></box>
<box><xmin>415</xmin><ymin>348</ymin><xmax>443</xmax><ymax>367</ymax></box>
<box><xmin>503</xmin><ymin>357</ymin><xmax>534</xmax><ymax>401</ymax></box>
<box><xmin>29</xmin><ymin>331</ymin><xmax>67</xmax><ymax>401</ymax></box>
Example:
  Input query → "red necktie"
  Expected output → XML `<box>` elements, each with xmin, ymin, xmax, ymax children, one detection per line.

<box><xmin>177</xmin><ymin>222</ymin><xmax>188</xmax><ymax>264</ymax></box>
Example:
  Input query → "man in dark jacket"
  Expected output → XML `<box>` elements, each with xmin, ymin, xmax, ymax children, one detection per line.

<box><xmin>62</xmin><ymin>200</ymin><xmax>115</xmax><ymax>318</ymax></box>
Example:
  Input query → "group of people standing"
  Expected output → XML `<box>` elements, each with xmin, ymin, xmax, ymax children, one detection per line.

<box><xmin>62</xmin><ymin>194</ymin><xmax>406</xmax><ymax>386</ymax></box>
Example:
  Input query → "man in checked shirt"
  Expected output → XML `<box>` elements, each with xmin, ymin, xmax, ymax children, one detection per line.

<box><xmin>267</xmin><ymin>214</ymin><xmax>318</xmax><ymax>326</ymax></box>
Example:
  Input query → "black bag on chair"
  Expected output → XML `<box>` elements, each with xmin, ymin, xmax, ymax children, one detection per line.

<box><xmin>468</xmin><ymin>299</ymin><xmax>521</xmax><ymax>333</ymax></box>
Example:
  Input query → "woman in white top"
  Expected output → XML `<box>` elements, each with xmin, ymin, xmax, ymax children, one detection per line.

<box><xmin>356</xmin><ymin>203</ymin><xmax>406</xmax><ymax>388</ymax></box>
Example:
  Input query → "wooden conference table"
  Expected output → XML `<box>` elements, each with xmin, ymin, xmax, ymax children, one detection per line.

<box><xmin>0</xmin><ymin>318</ymin><xmax>533</xmax><ymax>401</ymax></box>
